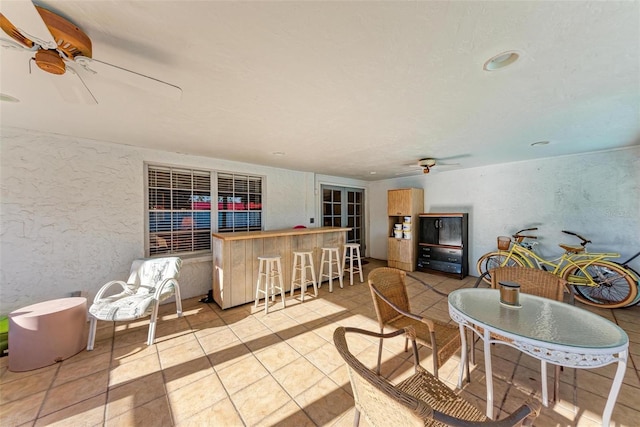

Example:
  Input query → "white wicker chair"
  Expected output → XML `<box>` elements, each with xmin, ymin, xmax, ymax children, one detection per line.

<box><xmin>87</xmin><ymin>257</ymin><xmax>182</xmax><ymax>350</ymax></box>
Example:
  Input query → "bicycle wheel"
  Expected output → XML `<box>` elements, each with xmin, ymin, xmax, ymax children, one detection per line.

<box><xmin>476</xmin><ymin>252</ymin><xmax>526</xmax><ymax>285</ymax></box>
<box><xmin>563</xmin><ymin>261</ymin><xmax>638</xmax><ymax>309</ymax></box>
<box><xmin>616</xmin><ymin>263</ymin><xmax>640</xmax><ymax>307</ymax></box>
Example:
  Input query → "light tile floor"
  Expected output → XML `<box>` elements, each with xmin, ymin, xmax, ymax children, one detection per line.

<box><xmin>1</xmin><ymin>258</ymin><xmax>638</xmax><ymax>426</ymax></box>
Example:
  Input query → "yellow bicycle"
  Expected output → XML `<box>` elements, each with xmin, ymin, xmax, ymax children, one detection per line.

<box><xmin>476</xmin><ymin>228</ymin><xmax>638</xmax><ymax>309</ymax></box>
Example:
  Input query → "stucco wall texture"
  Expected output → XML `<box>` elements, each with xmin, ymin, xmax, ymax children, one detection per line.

<box><xmin>1</xmin><ymin>128</ymin><xmax>639</xmax><ymax>315</ymax></box>
<box><xmin>0</xmin><ymin>129</ymin><xmax>318</xmax><ymax>314</ymax></box>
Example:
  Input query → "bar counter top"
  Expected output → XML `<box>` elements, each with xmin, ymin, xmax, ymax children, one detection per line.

<box><xmin>212</xmin><ymin>226</ymin><xmax>351</xmax><ymax>241</ymax></box>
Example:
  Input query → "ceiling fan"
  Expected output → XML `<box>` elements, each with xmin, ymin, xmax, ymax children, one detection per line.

<box><xmin>0</xmin><ymin>0</ymin><xmax>182</xmax><ymax>104</ymax></box>
<box><xmin>416</xmin><ymin>158</ymin><xmax>439</xmax><ymax>174</ymax></box>
<box><xmin>396</xmin><ymin>157</ymin><xmax>462</xmax><ymax>176</ymax></box>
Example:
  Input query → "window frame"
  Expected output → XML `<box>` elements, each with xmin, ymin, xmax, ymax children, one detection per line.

<box><xmin>144</xmin><ymin>163</ymin><xmax>265</xmax><ymax>258</ymax></box>
<box><xmin>145</xmin><ymin>164</ymin><xmax>213</xmax><ymax>257</ymax></box>
<box><xmin>216</xmin><ymin>172</ymin><xmax>264</xmax><ymax>233</ymax></box>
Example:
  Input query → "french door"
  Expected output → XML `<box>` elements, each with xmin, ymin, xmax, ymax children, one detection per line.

<box><xmin>321</xmin><ymin>185</ymin><xmax>365</xmax><ymax>249</ymax></box>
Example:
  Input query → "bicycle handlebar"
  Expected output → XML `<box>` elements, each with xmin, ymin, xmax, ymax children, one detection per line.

<box><xmin>517</xmin><ymin>227</ymin><xmax>538</xmax><ymax>233</ymax></box>
<box><xmin>513</xmin><ymin>227</ymin><xmax>538</xmax><ymax>241</ymax></box>
<box><xmin>561</xmin><ymin>230</ymin><xmax>591</xmax><ymax>247</ymax></box>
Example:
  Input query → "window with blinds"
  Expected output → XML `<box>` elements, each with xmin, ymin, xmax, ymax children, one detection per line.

<box><xmin>217</xmin><ymin>173</ymin><xmax>263</xmax><ymax>232</ymax></box>
<box><xmin>147</xmin><ymin>166</ymin><xmax>212</xmax><ymax>255</ymax></box>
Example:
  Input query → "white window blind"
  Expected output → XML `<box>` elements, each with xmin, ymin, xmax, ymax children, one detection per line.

<box><xmin>217</xmin><ymin>173</ymin><xmax>262</xmax><ymax>232</ymax></box>
<box><xmin>147</xmin><ymin>166</ymin><xmax>211</xmax><ymax>255</ymax></box>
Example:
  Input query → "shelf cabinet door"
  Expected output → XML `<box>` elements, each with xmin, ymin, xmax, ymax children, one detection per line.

<box><xmin>419</xmin><ymin>216</ymin><xmax>463</xmax><ymax>246</ymax></box>
<box><xmin>388</xmin><ymin>238</ymin><xmax>413</xmax><ymax>262</ymax></box>
<box><xmin>387</xmin><ymin>189</ymin><xmax>413</xmax><ymax>216</ymax></box>
<box><xmin>388</xmin><ymin>238</ymin><xmax>414</xmax><ymax>271</ymax></box>
<box><xmin>419</xmin><ymin>216</ymin><xmax>439</xmax><ymax>244</ymax></box>
<box><xmin>439</xmin><ymin>217</ymin><xmax>463</xmax><ymax>246</ymax></box>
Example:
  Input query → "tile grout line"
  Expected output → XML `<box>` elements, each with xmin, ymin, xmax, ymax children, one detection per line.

<box><xmin>100</xmin><ymin>322</ymin><xmax>118</xmax><ymax>425</ymax></box>
<box><xmin>33</xmin><ymin>362</ymin><xmax>62</xmax><ymax>424</ymax></box>
<box><xmin>185</xmin><ymin>303</ymin><xmax>248</xmax><ymax>427</ymax></box>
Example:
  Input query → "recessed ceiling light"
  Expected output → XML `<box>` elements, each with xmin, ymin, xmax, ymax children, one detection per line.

<box><xmin>483</xmin><ymin>51</ymin><xmax>520</xmax><ymax>71</ymax></box>
<box><xmin>0</xmin><ymin>93</ymin><xmax>20</xmax><ymax>103</ymax></box>
<box><xmin>369</xmin><ymin>171</ymin><xmax>377</xmax><ymax>175</ymax></box>
<box><xmin>530</xmin><ymin>140</ymin><xmax>550</xmax><ymax>147</ymax></box>
<box><xmin>271</xmin><ymin>151</ymin><xmax>285</xmax><ymax>156</ymax></box>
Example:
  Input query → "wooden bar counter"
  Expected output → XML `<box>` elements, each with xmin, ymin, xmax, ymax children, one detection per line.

<box><xmin>212</xmin><ymin>226</ymin><xmax>350</xmax><ymax>309</ymax></box>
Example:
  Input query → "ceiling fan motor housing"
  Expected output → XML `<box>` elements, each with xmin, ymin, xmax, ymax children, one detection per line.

<box><xmin>35</xmin><ymin>49</ymin><xmax>65</xmax><ymax>74</ymax></box>
<box><xmin>418</xmin><ymin>158</ymin><xmax>437</xmax><ymax>168</ymax></box>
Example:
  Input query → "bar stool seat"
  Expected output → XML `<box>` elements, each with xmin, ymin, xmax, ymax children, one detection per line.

<box><xmin>255</xmin><ymin>255</ymin><xmax>286</xmax><ymax>314</ymax></box>
<box><xmin>291</xmin><ymin>250</ymin><xmax>318</xmax><ymax>302</ymax></box>
<box><xmin>318</xmin><ymin>247</ymin><xmax>343</xmax><ymax>292</ymax></box>
<box><xmin>342</xmin><ymin>243</ymin><xmax>363</xmax><ymax>285</ymax></box>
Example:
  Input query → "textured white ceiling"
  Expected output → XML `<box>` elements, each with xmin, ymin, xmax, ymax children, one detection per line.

<box><xmin>1</xmin><ymin>1</ymin><xmax>638</xmax><ymax>180</ymax></box>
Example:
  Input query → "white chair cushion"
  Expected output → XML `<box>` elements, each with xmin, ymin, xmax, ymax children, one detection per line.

<box><xmin>89</xmin><ymin>292</ymin><xmax>156</xmax><ymax>321</ymax></box>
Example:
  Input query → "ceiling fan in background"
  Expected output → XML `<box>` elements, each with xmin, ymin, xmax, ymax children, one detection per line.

<box><xmin>396</xmin><ymin>157</ymin><xmax>463</xmax><ymax>176</ymax></box>
<box><xmin>416</xmin><ymin>158</ymin><xmax>440</xmax><ymax>174</ymax></box>
<box><xmin>0</xmin><ymin>0</ymin><xmax>182</xmax><ymax>104</ymax></box>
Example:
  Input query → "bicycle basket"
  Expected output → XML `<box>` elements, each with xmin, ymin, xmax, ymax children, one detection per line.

<box><xmin>497</xmin><ymin>236</ymin><xmax>511</xmax><ymax>250</ymax></box>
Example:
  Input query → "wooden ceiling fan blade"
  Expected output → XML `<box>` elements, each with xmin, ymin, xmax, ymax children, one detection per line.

<box><xmin>0</xmin><ymin>0</ymin><xmax>56</xmax><ymax>49</ymax></box>
<box><xmin>75</xmin><ymin>56</ymin><xmax>182</xmax><ymax>101</ymax></box>
<box><xmin>46</xmin><ymin>64</ymin><xmax>97</xmax><ymax>104</ymax></box>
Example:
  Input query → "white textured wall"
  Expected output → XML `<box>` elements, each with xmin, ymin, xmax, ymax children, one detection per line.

<box><xmin>2</xmin><ymin>127</ymin><xmax>638</xmax><ymax>315</ymax></box>
<box><xmin>369</xmin><ymin>147</ymin><xmax>640</xmax><ymax>274</ymax></box>
<box><xmin>0</xmin><ymin>128</ymin><xmax>317</xmax><ymax>314</ymax></box>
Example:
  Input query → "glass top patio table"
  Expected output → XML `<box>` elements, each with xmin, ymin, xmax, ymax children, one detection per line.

<box><xmin>448</xmin><ymin>288</ymin><xmax>629</xmax><ymax>424</ymax></box>
<box><xmin>448</xmin><ymin>288</ymin><xmax>628</xmax><ymax>350</ymax></box>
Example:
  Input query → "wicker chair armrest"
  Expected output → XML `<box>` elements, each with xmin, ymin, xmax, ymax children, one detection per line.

<box><xmin>562</xmin><ymin>281</ymin><xmax>576</xmax><ymax>305</ymax></box>
<box><xmin>343</xmin><ymin>326</ymin><xmax>411</xmax><ymax>340</ymax></box>
<box><xmin>370</xmin><ymin>284</ymin><xmax>436</xmax><ymax>330</ymax></box>
<box><xmin>432</xmin><ymin>399</ymin><xmax>541</xmax><ymax>427</ymax></box>
<box><xmin>342</xmin><ymin>326</ymin><xmax>423</xmax><ymax>372</ymax></box>
<box><xmin>93</xmin><ymin>280</ymin><xmax>132</xmax><ymax>303</ymax></box>
<box><xmin>473</xmin><ymin>271</ymin><xmax>491</xmax><ymax>288</ymax></box>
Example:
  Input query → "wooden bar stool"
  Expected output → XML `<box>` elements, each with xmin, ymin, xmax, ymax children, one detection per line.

<box><xmin>291</xmin><ymin>250</ymin><xmax>318</xmax><ymax>302</ymax></box>
<box><xmin>255</xmin><ymin>255</ymin><xmax>286</xmax><ymax>314</ymax></box>
<box><xmin>318</xmin><ymin>247</ymin><xmax>343</xmax><ymax>292</ymax></box>
<box><xmin>342</xmin><ymin>243</ymin><xmax>363</xmax><ymax>285</ymax></box>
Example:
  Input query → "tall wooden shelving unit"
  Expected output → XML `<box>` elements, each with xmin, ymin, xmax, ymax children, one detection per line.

<box><xmin>387</xmin><ymin>188</ymin><xmax>424</xmax><ymax>271</ymax></box>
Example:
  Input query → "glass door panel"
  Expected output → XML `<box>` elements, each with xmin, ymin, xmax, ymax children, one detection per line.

<box><xmin>321</xmin><ymin>185</ymin><xmax>365</xmax><ymax>249</ymax></box>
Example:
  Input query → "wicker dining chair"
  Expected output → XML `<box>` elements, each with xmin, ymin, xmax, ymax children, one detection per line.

<box><xmin>490</xmin><ymin>266</ymin><xmax>570</xmax><ymax>302</ymax></box>
<box><xmin>484</xmin><ymin>266</ymin><xmax>569</xmax><ymax>403</ymax></box>
<box><xmin>334</xmin><ymin>326</ymin><xmax>541</xmax><ymax>427</ymax></box>
<box><xmin>368</xmin><ymin>267</ymin><xmax>462</xmax><ymax>379</ymax></box>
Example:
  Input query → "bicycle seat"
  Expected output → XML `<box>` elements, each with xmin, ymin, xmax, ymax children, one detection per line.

<box><xmin>559</xmin><ymin>244</ymin><xmax>584</xmax><ymax>254</ymax></box>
